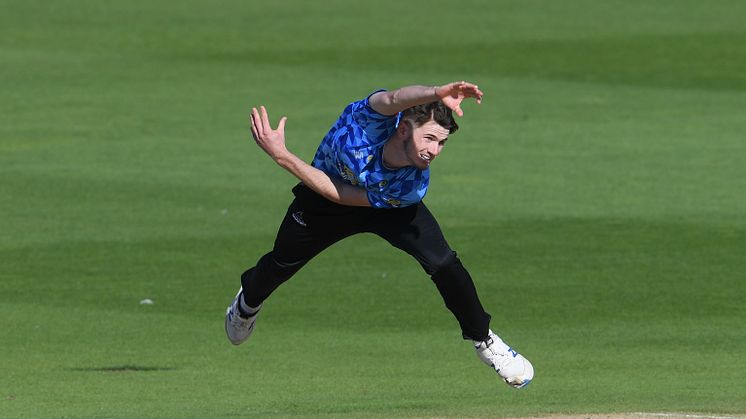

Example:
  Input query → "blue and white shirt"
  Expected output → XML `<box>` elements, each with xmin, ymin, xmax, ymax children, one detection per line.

<box><xmin>311</xmin><ymin>90</ymin><xmax>429</xmax><ymax>208</ymax></box>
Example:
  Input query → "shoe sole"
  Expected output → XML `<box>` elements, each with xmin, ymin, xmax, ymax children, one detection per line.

<box><xmin>509</xmin><ymin>378</ymin><xmax>532</xmax><ymax>389</ymax></box>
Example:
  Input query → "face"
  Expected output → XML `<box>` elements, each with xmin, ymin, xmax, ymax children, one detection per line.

<box><xmin>402</xmin><ymin>119</ymin><xmax>450</xmax><ymax>169</ymax></box>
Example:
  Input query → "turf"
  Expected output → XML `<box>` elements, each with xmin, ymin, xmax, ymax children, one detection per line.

<box><xmin>1</xmin><ymin>0</ymin><xmax>745</xmax><ymax>417</ymax></box>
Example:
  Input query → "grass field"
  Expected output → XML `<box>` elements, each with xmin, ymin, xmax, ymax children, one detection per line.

<box><xmin>2</xmin><ymin>1</ymin><xmax>745</xmax><ymax>417</ymax></box>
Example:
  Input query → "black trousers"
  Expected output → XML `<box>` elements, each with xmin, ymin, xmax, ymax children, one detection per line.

<box><xmin>241</xmin><ymin>184</ymin><xmax>491</xmax><ymax>341</ymax></box>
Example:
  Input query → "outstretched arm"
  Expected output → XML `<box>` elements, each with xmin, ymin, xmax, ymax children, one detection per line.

<box><xmin>368</xmin><ymin>81</ymin><xmax>484</xmax><ymax>116</ymax></box>
<box><xmin>249</xmin><ymin>106</ymin><xmax>371</xmax><ymax>207</ymax></box>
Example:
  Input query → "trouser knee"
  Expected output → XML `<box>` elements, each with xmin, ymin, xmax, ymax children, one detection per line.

<box><xmin>427</xmin><ymin>251</ymin><xmax>460</xmax><ymax>277</ymax></box>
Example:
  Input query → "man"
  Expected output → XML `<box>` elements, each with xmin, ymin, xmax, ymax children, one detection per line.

<box><xmin>225</xmin><ymin>81</ymin><xmax>534</xmax><ymax>388</ymax></box>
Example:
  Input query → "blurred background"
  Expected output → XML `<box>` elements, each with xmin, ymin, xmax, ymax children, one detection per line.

<box><xmin>1</xmin><ymin>1</ymin><xmax>744</xmax><ymax>417</ymax></box>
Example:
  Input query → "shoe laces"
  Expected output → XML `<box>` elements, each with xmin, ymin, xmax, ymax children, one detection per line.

<box><xmin>475</xmin><ymin>334</ymin><xmax>512</xmax><ymax>369</ymax></box>
<box><xmin>228</xmin><ymin>303</ymin><xmax>252</xmax><ymax>327</ymax></box>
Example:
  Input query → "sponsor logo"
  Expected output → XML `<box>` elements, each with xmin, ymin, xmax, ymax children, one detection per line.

<box><xmin>341</xmin><ymin>165</ymin><xmax>359</xmax><ymax>185</ymax></box>
<box><xmin>292</xmin><ymin>211</ymin><xmax>307</xmax><ymax>227</ymax></box>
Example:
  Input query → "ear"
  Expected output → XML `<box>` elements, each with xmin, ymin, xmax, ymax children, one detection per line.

<box><xmin>397</xmin><ymin>119</ymin><xmax>411</xmax><ymax>137</ymax></box>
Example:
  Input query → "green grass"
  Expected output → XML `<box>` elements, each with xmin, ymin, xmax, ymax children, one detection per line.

<box><xmin>1</xmin><ymin>0</ymin><xmax>745</xmax><ymax>417</ymax></box>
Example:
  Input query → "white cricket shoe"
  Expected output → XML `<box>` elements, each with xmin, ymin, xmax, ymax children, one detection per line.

<box><xmin>474</xmin><ymin>330</ymin><xmax>534</xmax><ymax>388</ymax></box>
<box><xmin>224</xmin><ymin>288</ymin><xmax>260</xmax><ymax>345</ymax></box>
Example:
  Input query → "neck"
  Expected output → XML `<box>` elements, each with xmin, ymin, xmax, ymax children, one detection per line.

<box><xmin>382</xmin><ymin>136</ymin><xmax>409</xmax><ymax>169</ymax></box>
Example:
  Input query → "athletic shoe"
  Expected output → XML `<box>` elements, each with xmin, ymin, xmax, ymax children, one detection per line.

<box><xmin>224</xmin><ymin>288</ymin><xmax>260</xmax><ymax>345</ymax></box>
<box><xmin>474</xmin><ymin>330</ymin><xmax>534</xmax><ymax>388</ymax></box>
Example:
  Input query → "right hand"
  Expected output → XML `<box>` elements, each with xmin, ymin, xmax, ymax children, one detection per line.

<box><xmin>435</xmin><ymin>81</ymin><xmax>484</xmax><ymax>117</ymax></box>
<box><xmin>250</xmin><ymin>106</ymin><xmax>289</xmax><ymax>162</ymax></box>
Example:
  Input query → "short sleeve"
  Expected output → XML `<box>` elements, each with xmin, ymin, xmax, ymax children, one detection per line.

<box><xmin>351</xmin><ymin>90</ymin><xmax>401</xmax><ymax>145</ymax></box>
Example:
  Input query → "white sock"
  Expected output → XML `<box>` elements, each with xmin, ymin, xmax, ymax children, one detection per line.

<box><xmin>239</xmin><ymin>294</ymin><xmax>260</xmax><ymax>316</ymax></box>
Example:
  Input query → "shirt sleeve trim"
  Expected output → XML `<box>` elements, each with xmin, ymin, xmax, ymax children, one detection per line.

<box><xmin>363</xmin><ymin>89</ymin><xmax>387</xmax><ymax>115</ymax></box>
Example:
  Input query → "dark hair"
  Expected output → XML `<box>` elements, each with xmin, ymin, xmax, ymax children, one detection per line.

<box><xmin>401</xmin><ymin>101</ymin><xmax>459</xmax><ymax>134</ymax></box>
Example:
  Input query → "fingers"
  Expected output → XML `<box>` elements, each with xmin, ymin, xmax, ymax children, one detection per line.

<box><xmin>468</xmin><ymin>83</ymin><xmax>484</xmax><ymax>103</ymax></box>
<box><xmin>250</xmin><ymin>107</ymin><xmax>262</xmax><ymax>139</ymax></box>
<box><xmin>260</xmin><ymin>105</ymin><xmax>271</xmax><ymax>133</ymax></box>
<box><xmin>250</xmin><ymin>116</ymin><xmax>259</xmax><ymax>141</ymax></box>
<box><xmin>461</xmin><ymin>82</ymin><xmax>483</xmax><ymax>102</ymax></box>
<box><xmin>250</xmin><ymin>106</ymin><xmax>287</xmax><ymax>143</ymax></box>
<box><xmin>448</xmin><ymin>80</ymin><xmax>484</xmax><ymax>103</ymax></box>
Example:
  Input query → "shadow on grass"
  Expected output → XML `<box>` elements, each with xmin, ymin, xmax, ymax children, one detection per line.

<box><xmin>67</xmin><ymin>365</ymin><xmax>176</xmax><ymax>373</ymax></box>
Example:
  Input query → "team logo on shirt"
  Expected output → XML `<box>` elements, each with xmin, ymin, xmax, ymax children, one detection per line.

<box><xmin>385</xmin><ymin>198</ymin><xmax>401</xmax><ymax>207</ymax></box>
<box><xmin>340</xmin><ymin>165</ymin><xmax>359</xmax><ymax>186</ymax></box>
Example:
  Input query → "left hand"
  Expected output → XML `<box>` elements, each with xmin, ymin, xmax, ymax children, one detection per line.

<box><xmin>249</xmin><ymin>106</ymin><xmax>290</xmax><ymax>163</ymax></box>
<box><xmin>435</xmin><ymin>81</ymin><xmax>484</xmax><ymax>117</ymax></box>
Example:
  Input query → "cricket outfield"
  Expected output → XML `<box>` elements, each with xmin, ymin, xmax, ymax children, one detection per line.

<box><xmin>1</xmin><ymin>1</ymin><xmax>745</xmax><ymax>417</ymax></box>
